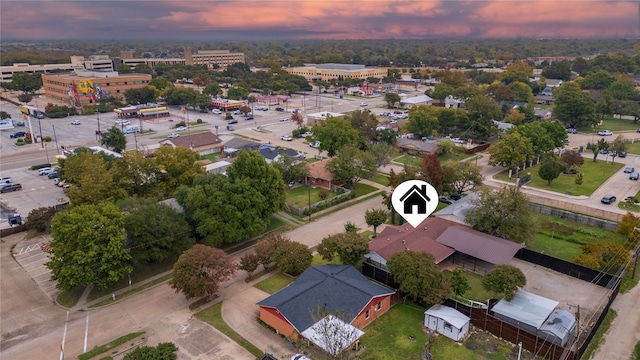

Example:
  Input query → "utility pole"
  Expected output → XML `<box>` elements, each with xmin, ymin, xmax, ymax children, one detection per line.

<box><xmin>52</xmin><ymin>125</ymin><xmax>59</xmax><ymax>153</ymax></box>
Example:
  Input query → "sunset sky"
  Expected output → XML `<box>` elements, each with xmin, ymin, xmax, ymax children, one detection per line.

<box><xmin>1</xmin><ymin>0</ymin><xmax>638</xmax><ymax>40</ymax></box>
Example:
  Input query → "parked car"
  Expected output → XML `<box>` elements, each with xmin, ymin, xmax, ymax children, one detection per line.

<box><xmin>279</xmin><ymin>117</ymin><xmax>289</xmax><ymax>122</ymax></box>
<box><xmin>449</xmin><ymin>193</ymin><xmax>463</xmax><ymax>201</ymax></box>
<box><xmin>566</xmin><ymin>128</ymin><xmax>578</xmax><ymax>134</ymax></box>
<box><xmin>166</xmin><ymin>133</ymin><xmax>180</xmax><ymax>138</ymax></box>
<box><xmin>228</xmin><ymin>119</ymin><xmax>238</xmax><ymax>124</ymax></box>
<box><xmin>599</xmin><ymin>149</ymin><xmax>608</xmax><ymax>155</ymax></box>
<box><xmin>71</xmin><ymin>119</ymin><xmax>81</xmax><ymax>125</ymax></box>
<box><xmin>359</xmin><ymin>102</ymin><xmax>368</xmax><ymax>107</ymax></box>
<box><xmin>601</xmin><ymin>194</ymin><xmax>617</xmax><ymax>204</ymax></box>
<box><xmin>226</xmin><ymin>125</ymin><xmax>235</xmax><ymax>131</ymax></box>
<box><xmin>10</xmin><ymin>131</ymin><xmax>26</xmax><ymax>138</ymax></box>
<box><xmin>281</xmin><ymin>135</ymin><xmax>293</xmax><ymax>141</ymax></box>
<box><xmin>38</xmin><ymin>167</ymin><xmax>54</xmax><ymax>176</ymax></box>
<box><xmin>48</xmin><ymin>171</ymin><xmax>58</xmax><ymax>179</ymax></box>
<box><xmin>310</xmin><ymin>141</ymin><xmax>321</xmax><ymax>148</ymax></box>
<box><xmin>62</xmin><ymin>184</ymin><xmax>71</xmax><ymax>193</ymax></box>
<box><xmin>233</xmin><ymin>110</ymin><xmax>242</xmax><ymax>115</ymax></box>
<box><xmin>16</xmin><ymin>121</ymin><xmax>25</xmax><ymax>127</ymax></box>
<box><xmin>291</xmin><ymin>355</ymin><xmax>312</xmax><ymax>360</ymax></box>
<box><xmin>175</xmin><ymin>126</ymin><xmax>187</xmax><ymax>131</ymax></box>
<box><xmin>598</xmin><ymin>130</ymin><xmax>613</xmax><ymax>136</ymax></box>
<box><xmin>115</xmin><ymin>119</ymin><xmax>131</xmax><ymax>126</ymax></box>
<box><xmin>619</xmin><ymin>151</ymin><xmax>627</xmax><ymax>158</ymax></box>
<box><xmin>0</xmin><ymin>177</ymin><xmax>12</xmax><ymax>184</ymax></box>
<box><xmin>439</xmin><ymin>196</ymin><xmax>454</xmax><ymax>204</ymax></box>
<box><xmin>246</xmin><ymin>116</ymin><xmax>254</xmax><ymax>120</ymax></box>
<box><xmin>0</xmin><ymin>183</ymin><xmax>22</xmax><ymax>193</ymax></box>
<box><xmin>275</xmin><ymin>107</ymin><xmax>285</xmax><ymax>112</ymax></box>
<box><xmin>301</xmin><ymin>132</ymin><xmax>313</xmax><ymax>138</ymax></box>
<box><xmin>624</xmin><ymin>167</ymin><xmax>635</xmax><ymax>174</ymax></box>
<box><xmin>630</xmin><ymin>172</ymin><xmax>639</xmax><ymax>181</ymax></box>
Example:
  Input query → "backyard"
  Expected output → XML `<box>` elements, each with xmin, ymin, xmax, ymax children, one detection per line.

<box><xmin>286</xmin><ymin>185</ymin><xmax>338</xmax><ymax>207</ymax></box>
<box><xmin>493</xmin><ymin>159</ymin><xmax>623</xmax><ymax>196</ymax></box>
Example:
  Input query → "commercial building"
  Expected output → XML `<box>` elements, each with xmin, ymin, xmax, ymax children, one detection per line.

<box><xmin>184</xmin><ymin>49</ymin><xmax>245</xmax><ymax>69</ymax></box>
<box><xmin>285</xmin><ymin>63</ymin><xmax>386</xmax><ymax>82</ymax></box>
<box><xmin>41</xmin><ymin>69</ymin><xmax>152</xmax><ymax>108</ymax></box>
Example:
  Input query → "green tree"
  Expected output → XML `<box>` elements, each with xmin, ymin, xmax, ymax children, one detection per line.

<box><xmin>110</xmin><ymin>151</ymin><xmax>158</xmax><ymax>198</ymax></box>
<box><xmin>273</xmin><ymin>155</ymin><xmax>310</xmax><ymax>185</ymax></box>
<box><xmin>46</xmin><ymin>202</ymin><xmax>132</xmax><ymax>290</ymax></box>
<box><xmin>387</xmin><ymin>251</ymin><xmax>452</xmax><ymax>305</ymax></box>
<box><xmin>153</xmin><ymin>146</ymin><xmax>203</xmax><ymax>198</ymax></box>
<box><xmin>312</xmin><ymin>117</ymin><xmax>359</xmax><ymax>157</ymax></box>
<box><xmin>586</xmin><ymin>138</ymin><xmax>609</xmax><ymax>162</ymax></box>
<box><xmin>441</xmin><ymin>160</ymin><xmax>483</xmax><ymax>194</ymax></box>
<box><xmin>11</xmin><ymin>72</ymin><xmax>42</xmax><ymax>93</ymax></box>
<box><xmin>202</xmin><ymin>82</ymin><xmax>221</xmax><ymax>96</ymax></box>
<box><xmin>175</xmin><ymin>174</ymin><xmax>270</xmax><ymax>247</ymax></box>
<box><xmin>123</xmin><ymin>342</ymin><xmax>177</xmax><ymax>360</ymax></box>
<box><xmin>317</xmin><ymin>232</ymin><xmax>370</xmax><ymax>266</ymax></box>
<box><xmin>117</xmin><ymin>64</ymin><xmax>133</xmax><ymax>74</ymax></box>
<box><xmin>560</xmin><ymin>149</ymin><xmax>584</xmax><ymax>169</ymax></box>
<box><xmin>227</xmin><ymin>85</ymin><xmax>249</xmax><ymax>100</ymax></box>
<box><xmin>0</xmin><ymin>111</ymin><xmax>10</xmax><ymax>120</ymax></box>
<box><xmin>149</xmin><ymin>77</ymin><xmax>171</xmax><ymax>91</ymax></box>
<box><xmin>349</xmin><ymin>109</ymin><xmax>379</xmax><ymax>145</ymax></box>
<box><xmin>24</xmin><ymin>206</ymin><xmax>57</xmax><ymax>233</ymax></box>
<box><xmin>170</xmin><ymin>244</ymin><xmax>236</xmax><ymax>300</ymax></box>
<box><xmin>538</xmin><ymin>153</ymin><xmax>565</xmax><ymax>185</ymax></box>
<box><xmin>124</xmin><ymin>87</ymin><xmax>156</xmax><ymax>105</ymax></box>
<box><xmin>464</xmin><ymin>95</ymin><xmax>501</xmax><ymax>140</ymax></box>
<box><xmin>450</xmin><ymin>268</ymin><xmax>471</xmax><ymax>297</ymax></box>
<box><xmin>119</xmin><ymin>198</ymin><xmax>194</xmax><ymax>265</ymax></box>
<box><xmin>133</xmin><ymin>63</ymin><xmax>154</xmax><ymax>75</ymax></box>
<box><xmin>488</xmin><ymin>131</ymin><xmax>533</xmax><ymax>176</ymax></box>
<box><xmin>100</xmin><ymin>126</ymin><xmax>127</xmax><ymax>153</ymax></box>
<box><xmin>364</xmin><ymin>208</ymin><xmax>388</xmax><ymax>237</ymax></box>
<box><xmin>465</xmin><ymin>186</ymin><xmax>535</xmax><ymax>244</ymax></box>
<box><xmin>271</xmin><ymin>241</ymin><xmax>312</xmax><ymax>276</ymax></box>
<box><xmin>385</xmin><ymin>92</ymin><xmax>401</xmax><ymax>108</ymax></box>
<box><xmin>406</xmin><ymin>105</ymin><xmax>440</xmax><ymax>137</ymax></box>
<box><xmin>62</xmin><ymin>150</ymin><xmax>128</xmax><ymax>206</ymax></box>
<box><xmin>369</xmin><ymin>142</ymin><xmax>394</xmax><ymax>169</ymax></box>
<box><xmin>553</xmin><ymin>82</ymin><xmax>597</xmax><ymax>128</ymax></box>
<box><xmin>482</xmin><ymin>265</ymin><xmax>527</xmax><ymax>301</ymax></box>
<box><xmin>226</xmin><ymin>150</ymin><xmax>286</xmax><ymax>216</ymax></box>
<box><xmin>326</xmin><ymin>144</ymin><xmax>376</xmax><ymax>189</ymax></box>
<box><xmin>508</xmin><ymin>81</ymin><xmax>534</xmax><ymax>103</ymax></box>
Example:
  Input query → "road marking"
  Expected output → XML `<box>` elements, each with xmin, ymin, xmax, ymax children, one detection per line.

<box><xmin>15</xmin><ymin>243</ymin><xmax>41</xmax><ymax>255</ymax></box>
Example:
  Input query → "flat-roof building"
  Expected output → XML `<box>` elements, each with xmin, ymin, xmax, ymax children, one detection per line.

<box><xmin>42</xmin><ymin>69</ymin><xmax>152</xmax><ymax>108</ymax></box>
<box><xmin>285</xmin><ymin>63</ymin><xmax>386</xmax><ymax>81</ymax></box>
<box><xmin>184</xmin><ymin>49</ymin><xmax>245</xmax><ymax>70</ymax></box>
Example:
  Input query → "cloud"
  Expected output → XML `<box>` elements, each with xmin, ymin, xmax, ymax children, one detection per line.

<box><xmin>0</xmin><ymin>0</ymin><xmax>637</xmax><ymax>40</ymax></box>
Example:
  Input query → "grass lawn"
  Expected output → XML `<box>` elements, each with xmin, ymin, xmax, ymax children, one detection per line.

<box><xmin>354</xmin><ymin>182</ymin><xmax>378</xmax><ymax>197</ymax></box>
<box><xmin>254</xmin><ymin>272</ymin><xmax>295</xmax><ymax>294</ymax></box>
<box><xmin>57</xmin><ymin>286</ymin><xmax>86</xmax><ymax>308</ymax></box>
<box><xmin>494</xmin><ymin>160</ymin><xmax>623</xmax><ymax>196</ymax></box>
<box><xmin>529</xmin><ymin>212</ymin><xmax>627</xmax><ymax>261</ymax></box>
<box><xmin>623</xmin><ymin>140</ymin><xmax>640</xmax><ymax>155</ymax></box>
<box><xmin>619</xmin><ymin>271</ymin><xmax>640</xmax><ymax>293</ymax></box>
<box><xmin>78</xmin><ymin>331</ymin><xmax>145</xmax><ymax>360</ymax></box>
<box><xmin>578</xmin><ymin>117</ymin><xmax>639</xmax><ymax>133</ymax></box>
<box><xmin>394</xmin><ymin>155</ymin><xmax>422</xmax><ymax>167</ymax></box>
<box><xmin>440</xmin><ymin>151</ymin><xmax>474</xmax><ymax>163</ymax></box>
<box><xmin>581</xmin><ymin>309</ymin><xmax>617</xmax><ymax>360</ymax></box>
<box><xmin>444</xmin><ymin>269</ymin><xmax>499</xmax><ymax>302</ymax></box>
<box><xmin>88</xmin><ymin>256</ymin><xmax>177</xmax><ymax>301</ymax></box>
<box><xmin>200</xmin><ymin>152</ymin><xmax>221</xmax><ymax>162</ymax></box>
<box><xmin>266</xmin><ymin>215</ymin><xmax>286</xmax><ymax>232</ymax></box>
<box><xmin>370</xmin><ymin>172</ymin><xmax>390</xmax><ymax>187</ymax></box>
<box><xmin>286</xmin><ymin>186</ymin><xmax>337</xmax><ymax>207</ymax></box>
<box><xmin>195</xmin><ymin>302</ymin><xmax>263</xmax><ymax>358</ymax></box>
<box><xmin>633</xmin><ymin>341</ymin><xmax>640</xmax><ymax>360</ymax></box>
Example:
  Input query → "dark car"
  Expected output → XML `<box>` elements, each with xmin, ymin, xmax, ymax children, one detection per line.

<box><xmin>275</xmin><ymin>107</ymin><xmax>285</xmax><ymax>112</ymax></box>
<box><xmin>47</xmin><ymin>171</ymin><xmax>58</xmax><ymax>179</ymax></box>
<box><xmin>10</xmin><ymin>131</ymin><xmax>26</xmax><ymax>138</ymax></box>
<box><xmin>566</xmin><ymin>128</ymin><xmax>578</xmax><ymax>134</ymax></box>
<box><xmin>601</xmin><ymin>194</ymin><xmax>617</xmax><ymax>204</ymax></box>
<box><xmin>0</xmin><ymin>183</ymin><xmax>22</xmax><ymax>193</ymax></box>
<box><xmin>619</xmin><ymin>151</ymin><xmax>627</xmax><ymax>158</ymax></box>
<box><xmin>439</xmin><ymin>196</ymin><xmax>454</xmax><ymax>204</ymax></box>
<box><xmin>449</xmin><ymin>193</ymin><xmax>462</xmax><ymax>201</ymax></box>
<box><xmin>228</xmin><ymin>119</ymin><xmax>238</xmax><ymax>124</ymax></box>
<box><xmin>246</xmin><ymin>116</ymin><xmax>254</xmax><ymax>120</ymax></box>
<box><xmin>630</xmin><ymin>172</ymin><xmax>639</xmax><ymax>181</ymax></box>
<box><xmin>624</xmin><ymin>167</ymin><xmax>635</xmax><ymax>174</ymax></box>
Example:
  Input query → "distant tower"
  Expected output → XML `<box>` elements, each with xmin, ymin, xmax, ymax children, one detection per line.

<box><xmin>184</xmin><ymin>48</ymin><xmax>193</xmax><ymax>66</ymax></box>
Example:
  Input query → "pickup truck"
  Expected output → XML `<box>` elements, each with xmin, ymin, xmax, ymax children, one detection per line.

<box><xmin>0</xmin><ymin>177</ymin><xmax>12</xmax><ymax>184</ymax></box>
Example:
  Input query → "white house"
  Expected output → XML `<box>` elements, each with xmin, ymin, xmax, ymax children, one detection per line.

<box><xmin>424</xmin><ymin>304</ymin><xmax>470</xmax><ymax>341</ymax></box>
<box><xmin>400</xmin><ymin>94</ymin><xmax>433</xmax><ymax>108</ymax></box>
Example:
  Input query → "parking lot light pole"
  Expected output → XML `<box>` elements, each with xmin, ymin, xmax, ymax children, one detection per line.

<box><xmin>95</xmin><ymin>110</ymin><xmax>101</xmax><ymax>139</ymax></box>
<box><xmin>52</xmin><ymin>125</ymin><xmax>59</xmax><ymax>153</ymax></box>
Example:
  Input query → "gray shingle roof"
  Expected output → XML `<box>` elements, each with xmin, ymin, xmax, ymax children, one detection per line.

<box><xmin>257</xmin><ymin>265</ymin><xmax>395</xmax><ymax>332</ymax></box>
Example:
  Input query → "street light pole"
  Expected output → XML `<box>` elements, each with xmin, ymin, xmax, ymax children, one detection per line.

<box><xmin>308</xmin><ymin>180</ymin><xmax>312</xmax><ymax>222</ymax></box>
<box><xmin>52</xmin><ymin>124</ymin><xmax>59</xmax><ymax>153</ymax></box>
<box><xmin>37</xmin><ymin>116</ymin><xmax>44</xmax><ymax>148</ymax></box>
<box><xmin>95</xmin><ymin>110</ymin><xmax>101</xmax><ymax>139</ymax></box>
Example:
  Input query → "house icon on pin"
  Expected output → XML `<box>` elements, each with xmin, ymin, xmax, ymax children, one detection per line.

<box><xmin>399</xmin><ymin>184</ymin><xmax>431</xmax><ymax>214</ymax></box>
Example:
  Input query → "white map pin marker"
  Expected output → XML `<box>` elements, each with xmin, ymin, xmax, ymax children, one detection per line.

<box><xmin>391</xmin><ymin>180</ymin><xmax>439</xmax><ymax>228</ymax></box>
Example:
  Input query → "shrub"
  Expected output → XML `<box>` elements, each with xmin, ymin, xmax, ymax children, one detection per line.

<box><xmin>225</xmin><ymin>113</ymin><xmax>233</xmax><ymax>120</ymax></box>
<box><xmin>25</xmin><ymin>206</ymin><xmax>57</xmax><ymax>233</ymax></box>
<box><xmin>16</xmin><ymin>138</ymin><xmax>24</xmax><ymax>144</ymax></box>
<box><xmin>196</xmin><ymin>118</ymin><xmax>203</xmax><ymax>124</ymax></box>
<box><xmin>318</xmin><ymin>188</ymin><xmax>330</xmax><ymax>200</ymax></box>
<box><xmin>30</xmin><ymin>163</ymin><xmax>52</xmax><ymax>170</ymax></box>
<box><xmin>43</xmin><ymin>136</ymin><xmax>52</xmax><ymax>142</ymax></box>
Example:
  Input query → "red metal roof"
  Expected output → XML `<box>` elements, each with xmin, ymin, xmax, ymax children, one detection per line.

<box><xmin>435</xmin><ymin>226</ymin><xmax>524</xmax><ymax>265</ymax></box>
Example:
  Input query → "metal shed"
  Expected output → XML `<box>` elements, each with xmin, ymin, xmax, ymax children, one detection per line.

<box><xmin>424</xmin><ymin>304</ymin><xmax>470</xmax><ymax>341</ymax></box>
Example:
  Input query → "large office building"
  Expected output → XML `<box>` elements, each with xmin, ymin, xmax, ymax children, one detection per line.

<box><xmin>184</xmin><ymin>49</ymin><xmax>245</xmax><ymax>69</ymax></box>
<box><xmin>42</xmin><ymin>69</ymin><xmax>152</xmax><ymax>108</ymax></box>
<box><xmin>285</xmin><ymin>63</ymin><xmax>386</xmax><ymax>81</ymax></box>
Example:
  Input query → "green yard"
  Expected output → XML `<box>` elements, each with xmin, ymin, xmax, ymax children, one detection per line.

<box><xmin>529</xmin><ymin>212</ymin><xmax>627</xmax><ymax>261</ymax></box>
<box><xmin>286</xmin><ymin>186</ymin><xmax>337</xmax><ymax>207</ymax></box>
<box><xmin>370</xmin><ymin>172</ymin><xmax>390</xmax><ymax>187</ymax></box>
<box><xmin>623</xmin><ymin>140</ymin><xmax>640</xmax><ymax>155</ymax></box>
<box><xmin>445</xmin><ymin>269</ymin><xmax>499</xmax><ymax>303</ymax></box>
<box><xmin>493</xmin><ymin>159</ymin><xmax>623</xmax><ymax>196</ymax></box>
<box><xmin>578</xmin><ymin>117</ymin><xmax>639</xmax><ymax>134</ymax></box>
<box><xmin>354</xmin><ymin>182</ymin><xmax>378</xmax><ymax>197</ymax></box>
<box><xmin>394</xmin><ymin>154</ymin><xmax>422</xmax><ymax>167</ymax></box>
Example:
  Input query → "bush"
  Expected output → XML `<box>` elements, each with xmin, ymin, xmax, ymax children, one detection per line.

<box><xmin>225</xmin><ymin>113</ymin><xmax>233</xmax><ymax>120</ymax></box>
<box><xmin>16</xmin><ymin>138</ymin><xmax>24</xmax><ymax>144</ymax></box>
<box><xmin>30</xmin><ymin>163</ymin><xmax>52</xmax><ymax>170</ymax></box>
<box><xmin>318</xmin><ymin>188</ymin><xmax>330</xmax><ymax>200</ymax></box>
<box><xmin>176</xmin><ymin>121</ymin><xmax>186</xmax><ymax>127</ymax></box>
<box><xmin>196</xmin><ymin>118</ymin><xmax>203</xmax><ymax>124</ymax></box>
<box><xmin>25</xmin><ymin>206</ymin><xmax>57</xmax><ymax>233</ymax></box>
<box><xmin>43</xmin><ymin>136</ymin><xmax>52</xmax><ymax>142</ymax></box>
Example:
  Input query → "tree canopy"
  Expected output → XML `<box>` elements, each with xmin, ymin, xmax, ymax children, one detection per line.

<box><xmin>482</xmin><ymin>264</ymin><xmax>527</xmax><ymax>301</ymax></box>
<box><xmin>170</xmin><ymin>244</ymin><xmax>236</xmax><ymax>300</ymax></box>
<box><xmin>364</xmin><ymin>208</ymin><xmax>388</xmax><ymax>238</ymax></box>
<box><xmin>317</xmin><ymin>232</ymin><xmax>370</xmax><ymax>266</ymax></box>
<box><xmin>271</xmin><ymin>241</ymin><xmax>313</xmax><ymax>276</ymax></box>
<box><xmin>326</xmin><ymin>144</ymin><xmax>376</xmax><ymax>189</ymax></box>
<box><xmin>312</xmin><ymin>117</ymin><xmax>359</xmax><ymax>157</ymax></box>
<box><xmin>100</xmin><ymin>126</ymin><xmax>127</xmax><ymax>153</ymax></box>
<box><xmin>46</xmin><ymin>202</ymin><xmax>132</xmax><ymax>290</ymax></box>
<box><xmin>387</xmin><ymin>250</ymin><xmax>452</xmax><ymax>305</ymax></box>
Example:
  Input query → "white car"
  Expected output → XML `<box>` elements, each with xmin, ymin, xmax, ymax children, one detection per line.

<box><xmin>310</xmin><ymin>141</ymin><xmax>321</xmax><ymax>148</ymax></box>
<box><xmin>279</xmin><ymin>117</ymin><xmax>289</xmax><ymax>122</ymax></box>
<box><xmin>360</xmin><ymin>102</ymin><xmax>368</xmax><ymax>107</ymax></box>
<box><xmin>115</xmin><ymin>119</ymin><xmax>131</xmax><ymax>126</ymax></box>
<box><xmin>38</xmin><ymin>167</ymin><xmax>54</xmax><ymax>176</ymax></box>
<box><xmin>281</xmin><ymin>135</ymin><xmax>293</xmax><ymax>141</ymax></box>
<box><xmin>175</xmin><ymin>126</ymin><xmax>187</xmax><ymax>132</ymax></box>
<box><xmin>301</xmin><ymin>132</ymin><xmax>313</xmax><ymax>138</ymax></box>
<box><xmin>167</xmin><ymin>133</ymin><xmax>180</xmax><ymax>138</ymax></box>
<box><xmin>71</xmin><ymin>119</ymin><xmax>81</xmax><ymax>125</ymax></box>
<box><xmin>598</xmin><ymin>130</ymin><xmax>613</xmax><ymax>136</ymax></box>
<box><xmin>211</xmin><ymin>109</ymin><xmax>223</xmax><ymax>114</ymax></box>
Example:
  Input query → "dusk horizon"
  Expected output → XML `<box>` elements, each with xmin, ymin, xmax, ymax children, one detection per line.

<box><xmin>1</xmin><ymin>0</ymin><xmax>637</xmax><ymax>41</ymax></box>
